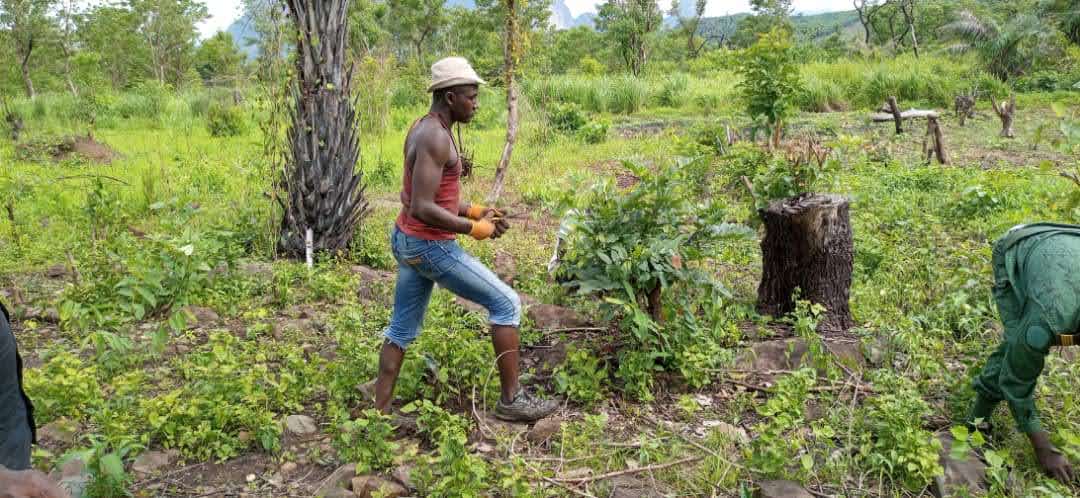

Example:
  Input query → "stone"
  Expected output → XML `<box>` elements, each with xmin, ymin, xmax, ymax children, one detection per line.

<box><xmin>756</xmin><ymin>480</ymin><xmax>814</xmax><ymax>498</ymax></box>
<box><xmin>391</xmin><ymin>464</ymin><xmax>416</xmax><ymax>491</ymax></box>
<box><xmin>527</xmin><ymin>416</ymin><xmax>563</xmax><ymax>444</ymax></box>
<box><xmin>56</xmin><ymin>457</ymin><xmax>90</xmax><ymax>498</ymax></box>
<box><xmin>39</xmin><ymin>418</ymin><xmax>80</xmax><ymax>445</ymax></box>
<box><xmin>352</xmin><ymin>475</ymin><xmax>407</xmax><ymax>498</ymax></box>
<box><xmin>183</xmin><ymin>306</ymin><xmax>219</xmax><ymax>328</ymax></box>
<box><xmin>479</xmin><ymin>414</ymin><xmax>528</xmax><ymax>437</ymax></box>
<box><xmin>320</xmin><ymin>490</ymin><xmax>357</xmax><ymax>498</ymax></box>
<box><xmin>702</xmin><ymin>421</ymin><xmax>748</xmax><ymax>445</ymax></box>
<box><xmin>43</xmin><ymin>307</ymin><xmax>60</xmax><ymax>323</ymax></box>
<box><xmin>237</xmin><ymin>431</ymin><xmax>252</xmax><ymax>443</ymax></box>
<box><xmin>610</xmin><ymin>474</ymin><xmax>663</xmax><ymax>498</ymax></box>
<box><xmin>932</xmin><ymin>433</ymin><xmax>988</xmax><ymax>498</ymax></box>
<box><xmin>285</xmin><ymin>414</ymin><xmax>318</xmax><ymax>436</ymax></box>
<box><xmin>246</xmin><ymin>473</ymin><xmax>257</xmax><ymax>483</ymax></box>
<box><xmin>239</xmin><ymin>261</ymin><xmax>274</xmax><ymax>279</ymax></box>
<box><xmin>280</xmin><ymin>461</ymin><xmax>298</xmax><ymax>477</ymax></box>
<box><xmin>45</xmin><ymin>264</ymin><xmax>68</xmax><ymax>278</ymax></box>
<box><xmin>735</xmin><ymin>338</ymin><xmax>864</xmax><ymax>373</ymax></box>
<box><xmin>131</xmin><ymin>449</ymin><xmax>179</xmax><ymax>477</ymax></box>
<box><xmin>526</xmin><ymin>303</ymin><xmax>590</xmax><ymax>330</ymax></box>
<box><xmin>311</xmin><ymin>464</ymin><xmax>356</xmax><ymax>497</ymax></box>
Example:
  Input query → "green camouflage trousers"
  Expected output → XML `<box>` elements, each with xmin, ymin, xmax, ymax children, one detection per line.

<box><xmin>972</xmin><ymin>225</ymin><xmax>1080</xmax><ymax>434</ymax></box>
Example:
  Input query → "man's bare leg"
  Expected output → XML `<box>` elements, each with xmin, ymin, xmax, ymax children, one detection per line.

<box><xmin>373</xmin><ymin>341</ymin><xmax>405</xmax><ymax>413</ymax></box>
<box><xmin>492</xmin><ymin>325</ymin><xmax>521</xmax><ymax>403</ymax></box>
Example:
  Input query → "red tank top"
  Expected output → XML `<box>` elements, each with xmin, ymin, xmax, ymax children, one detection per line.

<box><xmin>396</xmin><ymin>113</ymin><xmax>462</xmax><ymax>240</ymax></box>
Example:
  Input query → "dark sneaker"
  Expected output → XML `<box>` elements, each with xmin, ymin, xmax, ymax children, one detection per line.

<box><xmin>494</xmin><ymin>389</ymin><xmax>558</xmax><ymax>422</ymax></box>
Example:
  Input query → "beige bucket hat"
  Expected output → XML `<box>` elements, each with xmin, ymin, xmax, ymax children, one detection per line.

<box><xmin>428</xmin><ymin>57</ymin><xmax>486</xmax><ymax>92</ymax></box>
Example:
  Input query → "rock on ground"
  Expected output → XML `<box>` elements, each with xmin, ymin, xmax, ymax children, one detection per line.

<box><xmin>38</xmin><ymin>418</ymin><xmax>80</xmax><ymax>445</ymax></box>
<box><xmin>494</xmin><ymin>250</ymin><xmax>516</xmax><ymax>284</ymax></box>
<box><xmin>285</xmin><ymin>414</ymin><xmax>318</xmax><ymax>436</ymax></box>
<box><xmin>610</xmin><ymin>474</ymin><xmax>664</xmax><ymax>498</ymax></box>
<box><xmin>312</xmin><ymin>464</ymin><xmax>357</xmax><ymax>498</ymax></box>
<box><xmin>932</xmin><ymin>433</ymin><xmax>988</xmax><ymax>498</ymax></box>
<box><xmin>183</xmin><ymin>306</ymin><xmax>219</xmax><ymax>329</ymax></box>
<box><xmin>391</xmin><ymin>464</ymin><xmax>415</xmax><ymax>491</ymax></box>
<box><xmin>45</xmin><ymin>264</ymin><xmax>68</xmax><ymax>278</ymax></box>
<box><xmin>351</xmin><ymin>475</ymin><xmax>407</xmax><ymax>498</ymax></box>
<box><xmin>526</xmin><ymin>303</ymin><xmax>590</xmax><ymax>330</ymax></box>
<box><xmin>735</xmin><ymin>338</ymin><xmax>864</xmax><ymax>372</ymax></box>
<box><xmin>756</xmin><ymin>480</ymin><xmax>814</xmax><ymax>498</ymax></box>
<box><xmin>131</xmin><ymin>449</ymin><xmax>179</xmax><ymax>477</ymax></box>
<box><xmin>527</xmin><ymin>416</ymin><xmax>563</xmax><ymax>444</ymax></box>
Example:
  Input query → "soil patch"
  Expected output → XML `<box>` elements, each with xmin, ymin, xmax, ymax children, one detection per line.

<box><xmin>16</xmin><ymin>134</ymin><xmax>119</xmax><ymax>164</ymax></box>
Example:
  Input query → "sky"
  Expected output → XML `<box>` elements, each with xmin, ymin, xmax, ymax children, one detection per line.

<box><xmin>197</xmin><ymin>0</ymin><xmax>854</xmax><ymax>39</ymax></box>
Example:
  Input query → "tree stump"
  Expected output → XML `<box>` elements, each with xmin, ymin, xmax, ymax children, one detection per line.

<box><xmin>887</xmin><ymin>96</ymin><xmax>903</xmax><ymax>134</ymax></box>
<box><xmin>924</xmin><ymin>116</ymin><xmax>950</xmax><ymax>165</ymax></box>
<box><xmin>954</xmin><ymin>95</ymin><xmax>975</xmax><ymax>126</ymax></box>
<box><xmin>990</xmin><ymin>94</ymin><xmax>1015</xmax><ymax>138</ymax></box>
<box><xmin>757</xmin><ymin>194</ymin><xmax>854</xmax><ymax>332</ymax></box>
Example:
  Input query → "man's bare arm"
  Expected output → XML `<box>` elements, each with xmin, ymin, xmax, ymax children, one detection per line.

<box><xmin>409</xmin><ymin>129</ymin><xmax>473</xmax><ymax>235</ymax></box>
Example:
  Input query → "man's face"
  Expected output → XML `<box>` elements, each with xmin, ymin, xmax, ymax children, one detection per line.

<box><xmin>447</xmin><ymin>85</ymin><xmax>480</xmax><ymax>123</ymax></box>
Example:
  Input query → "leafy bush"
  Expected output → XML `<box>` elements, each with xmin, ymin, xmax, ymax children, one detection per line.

<box><xmin>857</xmin><ymin>373</ymin><xmax>944</xmax><ymax>491</ymax></box>
<box><xmin>334</xmin><ymin>409</ymin><xmax>398</xmax><ymax>473</ymax></box>
<box><xmin>548</xmin><ymin>102</ymin><xmax>586</xmax><ymax>132</ymax></box>
<box><xmin>207</xmin><ymin>103</ymin><xmax>246</xmax><ymax>137</ymax></box>
<box><xmin>23</xmin><ymin>351</ymin><xmax>103</xmax><ymax>422</ymax></box>
<box><xmin>554</xmin><ymin>347</ymin><xmax>608</xmax><ymax>404</ymax></box>
<box><xmin>736</xmin><ymin>28</ymin><xmax>804</xmax><ymax>143</ymax></box>
<box><xmin>748</xmin><ymin>369</ymin><xmax>816</xmax><ymax>479</ymax></box>
<box><xmin>577</xmin><ymin>118</ymin><xmax>609</xmax><ymax>144</ymax></box>
<box><xmin>656</xmin><ymin>74</ymin><xmax>689</xmax><ymax>107</ymax></box>
<box><xmin>578</xmin><ymin>56</ymin><xmax>606</xmax><ymax>75</ymax></box>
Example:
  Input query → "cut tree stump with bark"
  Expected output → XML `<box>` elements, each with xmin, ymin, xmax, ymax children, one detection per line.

<box><xmin>924</xmin><ymin>116</ymin><xmax>950</xmax><ymax>165</ymax></box>
<box><xmin>955</xmin><ymin>95</ymin><xmax>975</xmax><ymax>126</ymax></box>
<box><xmin>757</xmin><ymin>194</ymin><xmax>854</xmax><ymax>332</ymax></box>
<box><xmin>990</xmin><ymin>94</ymin><xmax>1016</xmax><ymax>138</ymax></box>
<box><xmin>887</xmin><ymin>96</ymin><xmax>903</xmax><ymax>134</ymax></box>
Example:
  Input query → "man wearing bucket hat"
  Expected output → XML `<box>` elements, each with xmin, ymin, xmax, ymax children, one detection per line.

<box><xmin>368</xmin><ymin>57</ymin><xmax>557</xmax><ymax>422</ymax></box>
<box><xmin>968</xmin><ymin>222</ymin><xmax>1080</xmax><ymax>483</ymax></box>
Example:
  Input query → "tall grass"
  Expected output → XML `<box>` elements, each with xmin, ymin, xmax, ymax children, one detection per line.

<box><xmin>799</xmin><ymin>54</ymin><xmax>1008</xmax><ymax>111</ymax></box>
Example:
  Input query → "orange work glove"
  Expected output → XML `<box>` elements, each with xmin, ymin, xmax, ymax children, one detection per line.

<box><xmin>465</xmin><ymin>204</ymin><xmax>488</xmax><ymax>220</ymax></box>
<box><xmin>469</xmin><ymin>219</ymin><xmax>496</xmax><ymax>240</ymax></box>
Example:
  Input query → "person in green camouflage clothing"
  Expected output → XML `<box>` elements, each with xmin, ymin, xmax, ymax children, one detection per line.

<box><xmin>970</xmin><ymin>223</ymin><xmax>1080</xmax><ymax>483</ymax></box>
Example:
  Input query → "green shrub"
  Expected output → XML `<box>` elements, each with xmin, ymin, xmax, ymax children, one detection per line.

<box><xmin>577</xmin><ymin>118</ymin><xmax>609</xmax><ymax>144</ymax></box>
<box><xmin>736</xmin><ymin>28</ymin><xmax>804</xmax><ymax>144</ymax></box>
<box><xmin>857</xmin><ymin>372</ymin><xmax>944</xmax><ymax>491</ymax></box>
<box><xmin>608</xmin><ymin>75</ymin><xmax>647</xmax><ymax>113</ymax></box>
<box><xmin>23</xmin><ymin>351</ymin><xmax>103</xmax><ymax>422</ymax></box>
<box><xmin>549</xmin><ymin>102</ymin><xmax>587</xmax><ymax>132</ymax></box>
<box><xmin>656</xmin><ymin>74</ymin><xmax>689</xmax><ymax>107</ymax></box>
<box><xmin>207</xmin><ymin>103</ymin><xmax>246</xmax><ymax>137</ymax></box>
<box><xmin>334</xmin><ymin>409</ymin><xmax>398</xmax><ymax>473</ymax></box>
<box><xmin>554</xmin><ymin>347</ymin><xmax>608</xmax><ymax>404</ymax></box>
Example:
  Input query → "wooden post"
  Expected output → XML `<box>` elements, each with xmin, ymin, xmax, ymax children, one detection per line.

<box><xmin>486</xmin><ymin>0</ymin><xmax>520</xmax><ymax>205</ymax></box>
<box><xmin>924</xmin><ymin>116</ymin><xmax>950</xmax><ymax>165</ymax></box>
<box><xmin>887</xmin><ymin>96</ymin><xmax>903</xmax><ymax>134</ymax></box>
<box><xmin>757</xmin><ymin>194</ymin><xmax>855</xmax><ymax>332</ymax></box>
<box><xmin>990</xmin><ymin>94</ymin><xmax>1016</xmax><ymax>138</ymax></box>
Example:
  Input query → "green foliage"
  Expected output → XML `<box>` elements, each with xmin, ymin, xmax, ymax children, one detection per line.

<box><xmin>857</xmin><ymin>372</ymin><xmax>944</xmax><ymax>491</ymax></box>
<box><xmin>736</xmin><ymin>28</ymin><xmax>803</xmax><ymax>131</ymax></box>
<box><xmin>656</xmin><ymin>74</ymin><xmax>690</xmax><ymax>107</ymax></box>
<box><xmin>748</xmin><ymin>368</ymin><xmax>815</xmax><ymax>479</ymax></box>
<box><xmin>554</xmin><ymin>346</ymin><xmax>608</xmax><ymax>404</ymax></box>
<box><xmin>951</xmin><ymin>184</ymin><xmax>1011</xmax><ymax>218</ymax></box>
<box><xmin>548</xmin><ymin>102</ymin><xmax>586</xmax><ymax>132</ymax></box>
<box><xmin>141</xmin><ymin>332</ymin><xmax>317</xmax><ymax>460</ymax></box>
<box><xmin>558</xmin><ymin>158</ymin><xmax>751</xmax><ymax>305</ymax></box>
<box><xmin>23</xmin><ymin>351</ymin><xmax>103</xmax><ymax>422</ymax></box>
<box><xmin>577</xmin><ymin>118</ymin><xmax>610</xmax><ymax>144</ymax></box>
<box><xmin>206</xmin><ymin>102</ymin><xmax>246</xmax><ymax>137</ymax></box>
<box><xmin>334</xmin><ymin>409</ymin><xmax>398</xmax><ymax>473</ymax></box>
<box><xmin>412</xmin><ymin>404</ymin><xmax>489</xmax><ymax>497</ymax></box>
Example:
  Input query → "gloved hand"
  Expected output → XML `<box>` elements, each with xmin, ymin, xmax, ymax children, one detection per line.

<box><xmin>470</xmin><ymin>219</ymin><xmax>496</xmax><ymax>240</ymax></box>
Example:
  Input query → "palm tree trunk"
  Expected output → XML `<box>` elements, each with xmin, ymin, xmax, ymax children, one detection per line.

<box><xmin>279</xmin><ymin>0</ymin><xmax>369</xmax><ymax>257</ymax></box>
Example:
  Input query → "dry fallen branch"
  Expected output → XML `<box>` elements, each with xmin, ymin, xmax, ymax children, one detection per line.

<box><xmin>552</xmin><ymin>455</ymin><xmax>704</xmax><ymax>484</ymax></box>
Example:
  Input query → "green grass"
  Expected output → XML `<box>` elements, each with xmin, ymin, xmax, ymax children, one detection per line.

<box><xmin>3</xmin><ymin>63</ymin><xmax>1080</xmax><ymax>496</ymax></box>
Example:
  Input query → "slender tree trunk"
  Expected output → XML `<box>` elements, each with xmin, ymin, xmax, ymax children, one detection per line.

<box><xmin>18</xmin><ymin>39</ymin><xmax>35</xmax><ymax>99</ymax></box>
<box><xmin>487</xmin><ymin>0</ymin><xmax>519</xmax><ymax>205</ymax></box>
<box><xmin>923</xmin><ymin>116</ymin><xmax>949</xmax><ymax>164</ymax></box>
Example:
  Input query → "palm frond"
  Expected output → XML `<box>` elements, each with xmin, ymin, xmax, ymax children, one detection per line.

<box><xmin>939</xmin><ymin>11</ymin><xmax>994</xmax><ymax>42</ymax></box>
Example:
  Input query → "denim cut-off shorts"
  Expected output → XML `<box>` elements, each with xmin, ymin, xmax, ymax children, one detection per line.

<box><xmin>384</xmin><ymin>226</ymin><xmax>521</xmax><ymax>349</ymax></box>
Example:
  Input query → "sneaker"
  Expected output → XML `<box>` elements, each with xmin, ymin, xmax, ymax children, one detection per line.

<box><xmin>494</xmin><ymin>389</ymin><xmax>558</xmax><ymax>422</ymax></box>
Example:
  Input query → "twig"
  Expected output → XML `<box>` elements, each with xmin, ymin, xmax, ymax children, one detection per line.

<box><xmin>740</xmin><ymin>175</ymin><xmax>759</xmax><ymax>208</ymax></box>
<box><xmin>540</xmin><ymin>327</ymin><xmax>606</xmax><ymax>334</ymax></box>
<box><xmin>54</xmin><ymin>173</ymin><xmax>130</xmax><ymax>185</ymax></box>
<box><xmin>553</xmin><ymin>455</ymin><xmax>704</xmax><ymax>484</ymax></box>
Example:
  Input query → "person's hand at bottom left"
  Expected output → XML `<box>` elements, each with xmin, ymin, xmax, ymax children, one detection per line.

<box><xmin>0</xmin><ymin>466</ymin><xmax>70</xmax><ymax>498</ymax></box>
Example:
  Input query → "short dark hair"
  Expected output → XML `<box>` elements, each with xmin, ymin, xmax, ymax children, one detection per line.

<box><xmin>431</xmin><ymin>84</ymin><xmax>478</xmax><ymax>104</ymax></box>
